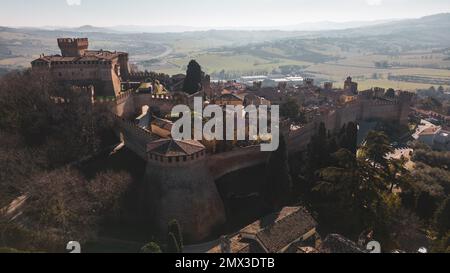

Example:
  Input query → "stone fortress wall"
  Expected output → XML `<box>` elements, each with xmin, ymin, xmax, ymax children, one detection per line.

<box><xmin>115</xmin><ymin>90</ymin><xmax>181</xmax><ymax>120</ymax></box>
<box><xmin>114</xmin><ymin>116</ymin><xmax>158</xmax><ymax>159</ymax></box>
<box><xmin>110</xmin><ymin>92</ymin><xmax>228</xmax><ymax>241</ymax></box>
<box><xmin>39</xmin><ymin>38</ymin><xmax>414</xmax><ymax>242</ymax></box>
<box><xmin>144</xmin><ymin>153</ymin><xmax>226</xmax><ymax>242</ymax></box>
<box><xmin>37</xmin><ymin>39</ymin><xmax>415</xmax><ymax>241</ymax></box>
<box><xmin>108</xmin><ymin>90</ymin><xmax>413</xmax><ymax>242</ymax></box>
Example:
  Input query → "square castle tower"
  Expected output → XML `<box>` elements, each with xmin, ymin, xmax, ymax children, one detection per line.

<box><xmin>57</xmin><ymin>38</ymin><xmax>89</xmax><ymax>57</ymax></box>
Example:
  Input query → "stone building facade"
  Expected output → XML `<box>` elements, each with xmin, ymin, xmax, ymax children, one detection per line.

<box><xmin>31</xmin><ymin>38</ymin><xmax>130</xmax><ymax>97</ymax></box>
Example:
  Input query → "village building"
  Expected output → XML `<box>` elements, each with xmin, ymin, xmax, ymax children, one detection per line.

<box><xmin>413</xmin><ymin>119</ymin><xmax>450</xmax><ymax>150</ymax></box>
<box><xmin>151</xmin><ymin>118</ymin><xmax>174</xmax><ymax>139</ymax></box>
<box><xmin>208</xmin><ymin>206</ymin><xmax>318</xmax><ymax>253</ymax></box>
<box><xmin>216</xmin><ymin>93</ymin><xmax>245</xmax><ymax>106</ymax></box>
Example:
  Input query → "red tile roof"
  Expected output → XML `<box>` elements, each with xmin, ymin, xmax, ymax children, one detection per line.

<box><xmin>32</xmin><ymin>50</ymin><xmax>126</xmax><ymax>64</ymax></box>
<box><xmin>240</xmin><ymin>207</ymin><xmax>317</xmax><ymax>253</ymax></box>
<box><xmin>147</xmin><ymin>139</ymin><xmax>205</xmax><ymax>157</ymax></box>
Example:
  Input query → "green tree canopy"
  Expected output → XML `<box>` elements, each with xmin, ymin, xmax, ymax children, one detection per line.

<box><xmin>338</xmin><ymin>122</ymin><xmax>358</xmax><ymax>154</ymax></box>
<box><xmin>416</xmin><ymin>190</ymin><xmax>438</xmax><ymax>221</ymax></box>
<box><xmin>313</xmin><ymin>149</ymin><xmax>383</xmax><ymax>235</ymax></box>
<box><xmin>168</xmin><ymin>219</ymin><xmax>183</xmax><ymax>251</ymax></box>
<box><xmin>360</xmin><ymin>131</ymin><xmax>394</xmax><ymax>169</ymax></box>
<box><xmin>183</xmin><ymin>60</ymin><xmax>203</xmax><ymax>95</ymax></box>
<box><xmin>141</xmin><ymin>242</ymin><xmax>162</xmax><ymax>253</ymax></box>
<box><xmin>280</xmin><ymin>98</ymin><xmax>300</xmax><ymax>120</ymax></box>
<box><xmin>434</xmin><ymin>197</ymin><xmax>450</xmax><ymax>235</ymax></box>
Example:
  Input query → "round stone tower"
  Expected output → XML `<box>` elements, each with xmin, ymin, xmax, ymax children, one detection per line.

<box><xmin>145</xmin><ymin>139</ymin><xmax>226</xmax><ymax>242</ymax></box>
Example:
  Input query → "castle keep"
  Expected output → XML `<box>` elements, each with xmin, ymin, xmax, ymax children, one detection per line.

<box><xmin>31</xmin><ymin>38</ymin><xmax>130</xmax><ymax>97</ymax></box>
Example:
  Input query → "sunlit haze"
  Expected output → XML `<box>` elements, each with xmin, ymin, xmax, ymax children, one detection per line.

<box><xmin>1</xmin><ymin>0</ymin><xmax>450</xmax><ymax>28</ymax></box>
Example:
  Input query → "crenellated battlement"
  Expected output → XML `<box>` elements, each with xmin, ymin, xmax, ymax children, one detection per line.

<box><xmin>365</xmin><ymin>99</ymin><xmax>399</xmax><ymax>106</ymax></box>
<box><xmin>115</xmin><ymin>91</ymin><xmax>177</xmax><ymax>105</ymax></box>
<box><xmin>148</xmin><ymin>149</ymin><xmax>207</xmax><ymax>166</ymax></box>
<box><xmin>50</xmin><ymin>96</ymin><xmax>70</xmax><ymax>104</ymax></box>
<box><xmin>57</xmin><ymin>38</ymin><xmax>89</xmax><ymax>57</ymax></box>
<box><xmin>128</xmin><ymin>71</ymin><xmax>155</xmax><ymax>78</ymax></box>
<box><xmin>94</xmin><ymin>97</ymin><xmax>116</xmax><ymax>104</ymax></box>
<box><xmin>115</xmin><ymin>90</ymin><xmax>134</xmax><ymax>104</ymax></box>
<box><xmin>57</xmin><ymin>38</ymin><xmax>88</xmax><ymax>44</ymax></box>
<box><xmin>114</xmin><ymin>85</ymin><xmax>415</xmax><ymax>242</ymax></box>
<box><xmin>149</xmin><ymin>94</ymin><xmax>175</xmax><ymax>101</ymax></box>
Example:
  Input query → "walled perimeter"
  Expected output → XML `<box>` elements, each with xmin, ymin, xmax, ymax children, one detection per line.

<box><xmin>110</xmin><ymin>90</ymin><xmax>413</xmax><ymax>242</ymax></box>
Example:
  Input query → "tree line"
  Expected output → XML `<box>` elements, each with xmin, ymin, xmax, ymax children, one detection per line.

<box><xmin>263</xmin><ymin>120</ymin><xmax>449</xmax><ymax>252</ymax></box>
<box><xmin>0</xmin><ymin>70</ymin><xmax>132</xmax><ymax>252</ymax></box>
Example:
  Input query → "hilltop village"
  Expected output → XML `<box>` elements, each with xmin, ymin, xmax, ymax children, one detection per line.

<box><xmin>1</xmin><ymin>38</ymin><xmax>449</xmax><ymax>253</ymax></box>
<box><xmin>29</xmin><ymin>38</ymin><xmax>411</xmax><ymax>250</ymax></box>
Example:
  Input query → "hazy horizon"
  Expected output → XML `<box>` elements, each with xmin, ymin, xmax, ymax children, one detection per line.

<box><xmin>1</xmin><ymin>0</ymin><xmax>450</xmax><ymax>29</ymax></box>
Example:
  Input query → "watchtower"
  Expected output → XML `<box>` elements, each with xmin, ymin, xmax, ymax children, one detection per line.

<box><xmin>145</xmin><ymin>139</ymin><xmax>226</xmax><ymax>241</ymax></box>
<box><xmin>57</xmin><ymin>38</ymin><xmax>89</xmax><ymax>57</ymax></box>
<box><xmin>304</xmin><ymin>78</ymin><xmax>314</xmax><ymax>87</ymax></box>
<box><xmin>344</xmin><ymin>76</ymin><xmax>358</xmax><ymax>95</ymax></box>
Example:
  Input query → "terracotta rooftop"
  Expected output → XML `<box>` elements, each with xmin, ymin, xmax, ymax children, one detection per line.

<box><xmin>320</xmin><ymin>234</ymin><xmax>366</xmax><ymax>253</ymax></box>
<box><xmin>152</xmin><ymin>118</ymin><xmax>174</xmax><ymax>132</ymax></box>
<box><xmin>207</xmin><ymin>234</ymin><xmax>265</xmax><ymax>253</ymax></box>
<box><xmin>420</xmin><ymin>126</ymin><xmax>441</xmax><ymax>136</ymax></box>
<box><xmin>32</xmin><ymin>50</ymin><xmax>126</xmax><ymax>63</ymax></box>
<box><xmin>240</xmin><ymin>206</ymin><xmax>317</xmax><ymax>253</ymax></box>
<box><xmin>220</xmin><ymin>93</ymin><xmax>244</xmax><ymax>101</ymax></box>
<box><xmin>147</xmin><ymin>139</ymin><xmax>205</xmax><ymax>157</ymax></box>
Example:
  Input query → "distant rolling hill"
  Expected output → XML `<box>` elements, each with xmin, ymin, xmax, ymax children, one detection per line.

<box><xmin>55</xmin><ymin>25</ymin><xmax>123</xmax><ymax>34</ymax></box>
<box><xmin>317</xmin><ymin>13</ymin><xmax>450</xmax><ymax>45</ymax></box>
<box><xmin>1</xmin><ymin>13</ymin><xmax>450</xmax><ymax>86</ymax></box>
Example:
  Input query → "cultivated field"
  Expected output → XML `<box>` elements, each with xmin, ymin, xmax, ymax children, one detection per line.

<box><xmin>2</xmin><ymin>15</ymin><xmax>450</xmax><ymax>91</ymax></box>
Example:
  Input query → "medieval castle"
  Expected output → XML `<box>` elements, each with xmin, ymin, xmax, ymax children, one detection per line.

<box><xmin>32</xmin><ymin>38</ymin><xmax>415</xmax><ymax>242</ymax></box>
<box><xmin>31</xmin><ymin>38</ymin><xmax>130</xmax><ymax>97</ymax></box>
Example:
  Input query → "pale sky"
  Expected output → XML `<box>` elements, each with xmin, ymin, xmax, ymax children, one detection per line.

<box><xmin>1</xmin><ymin>0</ymin><xmax>450</xmax><ymax>27</ymax></box>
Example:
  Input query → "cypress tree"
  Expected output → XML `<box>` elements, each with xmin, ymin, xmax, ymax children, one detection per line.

<box><xmin>183</xmin><ymin>60</ymin><xmax>203</xmax><ymax>95</ymax></box>
<box><xmin>345</xmin><ymin>122</ymin><xmax>358</xmax><ymax>154</ymax></box>
<box><xmin>434</xmin><ymin>198</ymin><xmax>450</xmax><ymax>235</ymax></box>
<box><xmin>167</xmin><ymin>232</ymin><xmax>180</xmax><ymax>253</ymax></box>
<box><xmin>168</xmin><ymin>219</ymin><xmax>183</xmax><ymax>251</ymax></box>
<box><xmin>416</xmin><ymin>191</ymin><xmax>438</xmax><ymax>221</ymax></box>
<box><xmin>264</xmin><ymin>135</ymin><xmax>293</xmax><ymax>210</ymax></box>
